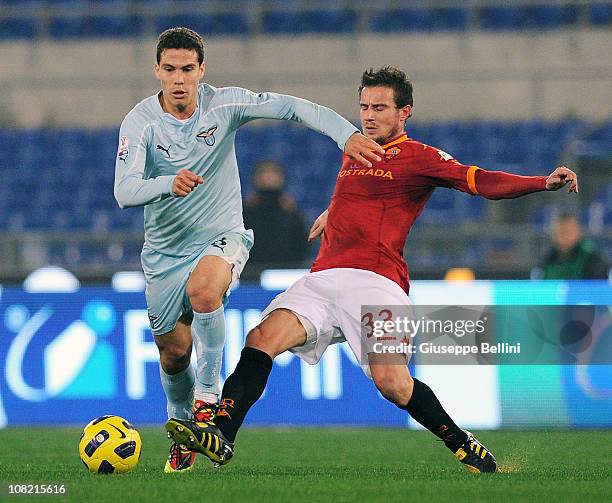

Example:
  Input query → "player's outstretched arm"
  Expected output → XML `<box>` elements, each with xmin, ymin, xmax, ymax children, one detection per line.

<box><xmin>419</xmin><ymin>145</ymin><xmax>578</xmax><ymax>200</ymax></box>
<box><xmin>308</xmin><ymin>209</ymin><xmax>328</xmax><ymax>242</ymax></box>
<box><xmin>474</xmin><ymin>166</ymin><xmax>578</xmax><ymax>200</ymax></box>
<box><xmin>231</xmin><ymin>89</ymin><xmax>383</xmax><ymax>167</ymax></box>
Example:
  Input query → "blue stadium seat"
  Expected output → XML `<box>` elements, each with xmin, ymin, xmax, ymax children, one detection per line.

<box><xmin>435</xmin><ymin>7</ymin><xmax>469</xmax><ymax>31</ymax></box>
<box><xmin>369</xmin><ymin>8</ymin><xmax>436</xmax><ymax>33</ymax></box>
<box><xmin>49</xmin><ymin>16</ymin><xmax>87</xmax><ymax>39</ymax></box>
<box><xmin>155</xmin><ymin>12</ymin><xmax>248</xmax><ymax>36</ymax></box>
<box><xmin>88</xmin><ymin>14</ymin><xmax>143</xmax><ymax>38</ymax></box>
<box><xmin>299</xmin><ymin>9</ymin><xmax>357</xmax><ymax>34</ymax></box>
<box><xmin>426</xmin><ymin>121</ymin><xmax>463</xmax><ymax>155</ymax></box>
<box><xmin>419</xmin><ymin>188</ymin><xmax>460</xmax><ymax>225</ymax></box>
<box><xmin>589</xmin><ymin>3</ymin><xmax>612</xmax><ymax>25</ymax></box>
<box><xmin>583</xmin><ymin>120</ymin><xmax>612</xmax><ymax>146</ymax></box>
<box><xmin>0</xmin><ymin>120</ymin><xmax>607</xmax><ymax>247</ymax></box>
<box><xmin>479</xmin><ymin>6</ymin><xmax>524</xmax><ymax>30</ymax></box>
<box><xmin>0</xmin><ymin>17</ymin><xmax>38</xmax><ymax>39</ymax></box>
<box><xmin>524</xmin><ymin>4</ymin><xmax>578</xmax><ymax>29</ymax></box>
<box><xmin>260</xmin><ymin>11</ymin><xmax>301</xmax><ymax>35</ymax></box>
<box><xmin>155</xmin><ymin>14</ymin><xmax>212</xmax><ymax>37</ymax></box>
<box><xmin>210</xmin><ymin>12</ymin><xmax>249</xmax><ymax>35</ymax></box>
<box><xmin>5</xmin><ymin>2</ymin><xmax>612</xmax><ymax>41</ymax></box>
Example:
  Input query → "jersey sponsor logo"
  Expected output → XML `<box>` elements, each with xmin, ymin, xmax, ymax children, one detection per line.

<box><xmin>196</xmin><ymin>125</ymin><xmax>218</xmax><ymax>146</ymax></box>
<box><xmin>117</xmin><ymin>136</ymin><xmax>129</xmax><ymax>163</ymax></box>
<box><xmin>156</xmin><ymin>143</ymin><xmax>171</xmax><ymax>157</ymax></box>
<box><xmin>338</xmin><ymin>168</ymin><xmax>394</xmax><ymax>180</ymax></box>
<box><xmin>385</xmin><ymin>146</ymin><xmax>401</xmax><ymax>161</ymax></box>
<box><xmin>437</xmin><ymin>149</ymin><xmax>454</xmax><ymax>161</ymax></box>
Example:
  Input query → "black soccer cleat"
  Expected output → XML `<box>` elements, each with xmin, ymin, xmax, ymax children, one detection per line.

<box><xmin>165</xmin><ymin>418</ymin><xmax>234</xmax><ymax>466</ymax></box>
<box><xmin>454</xmin><ymin>430</ymin><xmax>497</xmax><ymax>473</ymax></box>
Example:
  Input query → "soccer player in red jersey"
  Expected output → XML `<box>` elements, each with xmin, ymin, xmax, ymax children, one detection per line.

<box><xmin>166</xmin><ymin>67</ymin><xmax>578</xmax><ymax>473</ymax></box>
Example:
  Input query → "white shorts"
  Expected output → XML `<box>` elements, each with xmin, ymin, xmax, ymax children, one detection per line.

<box><xmin>261</xmin><ymin>268</ymin><xmax>412</xmax><ymax>378</ymax></box>
<box><xmin>142</xmin><ymin>231</ymin><xmax>252</xmax><ymax>336</ymax></box>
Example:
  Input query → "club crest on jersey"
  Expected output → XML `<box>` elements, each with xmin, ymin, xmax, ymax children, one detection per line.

<box><xmin>197</xmin><ymin>125</ymin><xmax>218</xmax><ymax>146</ymax></box>
<box><xmin>117</xmin><ymin>136</ymin><xmax>129</xmax><ymax>163</ymax></box>
<box><xmin>385</xmin><ymin>146</ymin><xmax>401</xmax><ymax>161</ymax></box>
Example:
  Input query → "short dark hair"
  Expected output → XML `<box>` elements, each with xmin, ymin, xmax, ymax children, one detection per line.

<box><xmin>359</xmin><ymin>66</ymin><xmax>414</xmax><ymax>108</ymax></box>
<box><xmin>156</xmin><ymin>27</ymin><xmax>205</xmax><ymax>65</ymax></box>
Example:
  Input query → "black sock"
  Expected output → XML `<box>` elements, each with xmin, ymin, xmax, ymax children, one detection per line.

<box><xmin>401</xmin><ymin>378</ymin><xmax>468</xmax><ymax>452</ymax></box>
<box><xmin>214</xmin><ymin>347</ymin><xmax>273</xmax><ymax>443</ymax></box>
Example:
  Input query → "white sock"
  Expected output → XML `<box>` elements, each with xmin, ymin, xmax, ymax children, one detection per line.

<box><xmin>159</xmin><ymin>364</ymin><xmax>194</xmax><ymax>420</ymax></box>
<box><xmin>191</xmin><ymin>305</ymin><xmax>225</xmax><ymax>403</ymax></box>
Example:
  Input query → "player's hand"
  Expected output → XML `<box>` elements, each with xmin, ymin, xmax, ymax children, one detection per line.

<box><xmin>308</xmin><ymin>209</ymin><xmax>328</xmax><ymax>242</ymax></box>
<box><xmin>344</xmin><ymin>132</ymin><xmax>385</xmax><ymax>168</ymax></box>
<box><xmin>546</xmin><ymin>166</ymin><xmax>578</xmax><ymax>193</ymax></box>
<box><xmin>173</xmin><ymin>169</ymin><xmax>204</xmax><ymax>197</ymax></box>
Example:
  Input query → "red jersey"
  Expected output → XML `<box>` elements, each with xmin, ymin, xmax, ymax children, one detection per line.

<box><xmin>311</xmin><ymin>133</ymin><xmax>547</xmax><ymax>293</ymax></box>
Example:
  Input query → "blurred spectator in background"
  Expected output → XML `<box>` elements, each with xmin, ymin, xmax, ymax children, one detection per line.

<box><xmin>244</xmin><ymin>162</ymin><xmax>309</xmax><ymax>266</ymax></box>
<box><xmin>533</xmin><ymin>213</ymin><xmax>609</xmax><ymax>279</ymax></box>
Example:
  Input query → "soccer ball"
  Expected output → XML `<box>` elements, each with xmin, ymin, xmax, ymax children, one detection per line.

<box><xmin>79</xmin><ymin>415</ymin><xmax>142</xmax><ymax>474</ymax></box>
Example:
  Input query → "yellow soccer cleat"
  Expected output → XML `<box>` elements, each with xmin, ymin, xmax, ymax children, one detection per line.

<box><xmin>454</xmin><ymin>430</ymin><xmax>497</xmax><ymax>473</ymax></box>
<box><xmin>165</xmin><ymin>418</ymin><xmax>234</xmax><ymax>466</ymax></box>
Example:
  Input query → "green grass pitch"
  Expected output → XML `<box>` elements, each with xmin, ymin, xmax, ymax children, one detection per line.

<box><xmin>1</xmin><ymin>428</ymin><xmax>610</xmax><ymax>502</ymax></box>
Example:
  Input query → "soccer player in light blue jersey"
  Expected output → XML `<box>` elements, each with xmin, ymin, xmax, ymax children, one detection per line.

<box><xmin>113</xmin><ymin>27</ymin><xmax>384</xmax><ymax>473</ymax></box>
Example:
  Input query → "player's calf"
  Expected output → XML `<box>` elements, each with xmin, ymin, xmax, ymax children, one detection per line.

<box><xmin>399</xmin><ymin>378</ymin><xmax>469</xmax><ymax>450</ymax></box>
<box><xmin>208</xmin><ymin>312</ymin><xmax>307</xmax><ymax>442</ymax></box>
<box><xmin>370</xmin><ymin>357</ymin><xmax>414</xmax><ymax>406</ymax></box>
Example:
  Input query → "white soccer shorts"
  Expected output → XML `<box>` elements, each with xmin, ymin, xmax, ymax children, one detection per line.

<box><xmin>261</xmin><ymin>268</ymin><xmax>412</xmax><ymax>378</ymax></box>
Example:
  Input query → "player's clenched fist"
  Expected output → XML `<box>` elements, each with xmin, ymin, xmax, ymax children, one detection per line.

<box><xmin>173</xmin><ymin>169</ymin><xmax>204</xmax><ymax>197</ymax></box>
<box><xmin>546</xmin><ymin>166</ymin><xmax>578</xmax><ymax>193</ymax></box>
<box><xmin>344</xmin><ymin>132</ymin><xmax>385</xmax><ymax>168</ymax></box>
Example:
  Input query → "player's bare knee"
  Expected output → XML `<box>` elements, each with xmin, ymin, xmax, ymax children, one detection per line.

<box><xmin>187</xmin><ymin>286</ymin><xmax>223</xmax><ymax>313</ymax></box>
<box><xmin>374</xmin><ymin>373</ymin><xmax>414</xmax><ymax>406</ymax></box>
<box><xmin>245</xmin><ymin>326</ymin><xmax>269</xmax><ymax>351</ymax></box>
<box><xmin>245</xmin><ymin>325</ymin><xmax>282</xmax><ymax>358</ymax></box>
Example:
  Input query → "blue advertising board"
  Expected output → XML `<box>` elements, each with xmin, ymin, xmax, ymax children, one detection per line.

<box><xmin>0</xmin><ymin>281</ymin><xmax>610</xmax><ymax>429</ymax></box>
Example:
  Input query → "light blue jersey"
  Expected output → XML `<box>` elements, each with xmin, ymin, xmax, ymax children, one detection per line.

<box><xmin>114</xmin><ymin>83</ymin><xmax>358</xmax><ymax>258</ymax></box>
